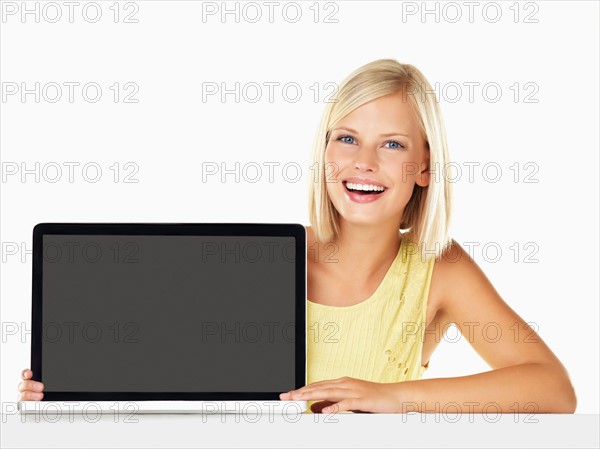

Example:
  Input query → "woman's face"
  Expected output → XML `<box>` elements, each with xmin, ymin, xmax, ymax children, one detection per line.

<box><xmin>325</xmin><ymin>91</ymin><xmax>430</xmax><ymax>228</ymax></box>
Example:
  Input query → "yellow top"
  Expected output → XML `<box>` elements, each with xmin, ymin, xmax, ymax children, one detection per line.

<box><xmin>305</xmin><ymin>236</ymin><xmax>436</xmax><ymax>413</ymax></box>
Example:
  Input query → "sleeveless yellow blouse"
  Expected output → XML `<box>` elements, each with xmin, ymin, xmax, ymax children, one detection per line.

<box><xmin>305</xmin><ymin>236</ymin><xmax>436</xmax><ymax>413</ymax></box>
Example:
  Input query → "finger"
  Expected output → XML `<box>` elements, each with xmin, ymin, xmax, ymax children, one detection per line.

<box><xmin>18</xmin><ymin>380</ymin><xmax>44</xmax><ymax>393</ymax></box>
<box><xmin>18</xmin><ymin>391</ymin><xmax>44</xmax><ymax>401</ymax></box>
<box><xmin>21</xmin><ymin>369</ymin><xmax>31</xmax><ymax>380</ymax></box>
<box><xmin>322</xmin><ymin>399</ymin><xmax>361</xmax><ymax>414</ymax></box>
<box><xmin>290</xmin><ymin>387</ymin><xmax>352</xmax><ymax>402</ymax></box>
<box><xmin>310</xmin><ymin>400</ymin><xmax>336</xmax><ymax>414</ymax></box>
<box><xmin>291</xmin><ymin>382</ymin><xmax>352</xmax><ymax>397</ymax></box>
<box><xmin>18</xmin><ymin>380</ymin><xmax>43</xmax><ymax>392</ymax></box>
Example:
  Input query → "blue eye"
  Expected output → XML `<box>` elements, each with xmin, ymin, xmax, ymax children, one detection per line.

<box><xmin>385</xmin><ymin>140</ymin><xmax>406</xmax><ymax>150</ymax></box>
<box><xmin>338</xmin><ymin>135</ymin><xmax>356</xmax><ymax>144</ymax></box>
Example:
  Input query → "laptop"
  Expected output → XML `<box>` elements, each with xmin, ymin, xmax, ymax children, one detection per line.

<box><xmin>18</xmin><ymin>223</ymin><xmax>307</xmax><ymax>415</ymax></box>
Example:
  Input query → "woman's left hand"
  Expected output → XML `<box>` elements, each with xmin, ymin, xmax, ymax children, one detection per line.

<box><xmin>279</xmin><ymin>376</ymin><xmax>410</xmax><ymax>414</ymax></box>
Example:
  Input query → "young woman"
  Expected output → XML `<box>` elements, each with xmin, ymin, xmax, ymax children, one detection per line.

<box><xmin>18</xmin><ymin>59</ymin><xmax>577</xmax><ymax>415</ymax></box>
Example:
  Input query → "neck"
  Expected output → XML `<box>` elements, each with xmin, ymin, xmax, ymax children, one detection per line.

<box><xmin>329</xmin><ymin>219</ymin><xmax>402</xmax><ymax>281</ymax></box>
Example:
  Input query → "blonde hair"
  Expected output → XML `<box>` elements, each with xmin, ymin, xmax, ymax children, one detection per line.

<box><xmin>307</xmin><ymin>58</ymin><xmax>453</xmax><ymax>261</ymax></box>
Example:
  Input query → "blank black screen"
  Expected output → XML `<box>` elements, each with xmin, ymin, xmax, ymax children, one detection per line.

<box><xmin>41</xmin><ymin>235</ymin><xmax>297</xmax><ymax>392</ymax></box>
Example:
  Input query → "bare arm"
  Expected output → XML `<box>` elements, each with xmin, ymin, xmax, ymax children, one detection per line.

<box><xmin>399</xmin><ymin>240</ymin><xmax>577</xmax><ymax>413</ymax></box>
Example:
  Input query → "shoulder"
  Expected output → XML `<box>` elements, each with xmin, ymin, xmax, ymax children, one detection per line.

<box><xmin>428</xmin><ymin>238</ymin><xmax>484</xmax><ymax>317</ymax></box>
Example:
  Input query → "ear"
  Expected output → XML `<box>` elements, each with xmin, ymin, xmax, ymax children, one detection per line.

<box><xmin>415</xmin><ymin>149</ymin><xmax>430</xmax><ymax>188</ymax></box>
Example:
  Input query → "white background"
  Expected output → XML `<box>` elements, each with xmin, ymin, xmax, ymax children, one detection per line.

<box><xmin>1</xmin><ymin>0</ymin><xmax>598</xmax><ymax>447</ymax></box>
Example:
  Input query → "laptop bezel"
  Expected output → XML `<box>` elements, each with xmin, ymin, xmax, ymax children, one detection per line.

<box><xmin>31</xmin><ymin>222</ymin><xmax>306</xmax><ymax>402</ymax></box>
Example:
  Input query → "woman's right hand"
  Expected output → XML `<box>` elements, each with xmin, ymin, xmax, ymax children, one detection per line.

<box><xmin>17</xmin><ymin>368</ymin><xmax>44</xmax><ymax>401</ymax></box>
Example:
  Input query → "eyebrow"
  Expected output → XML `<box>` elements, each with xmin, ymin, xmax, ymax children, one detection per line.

<box><xmin>331</xmin><ymin>127</ymin><xmax>412</xmax><ymax>140</ymax></box>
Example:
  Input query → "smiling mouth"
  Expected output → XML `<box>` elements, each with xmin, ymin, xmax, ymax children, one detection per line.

<box><xmin>342</xmin><ymin>181</ymin><xmax>387</xmax><ymax>196</ymax></box>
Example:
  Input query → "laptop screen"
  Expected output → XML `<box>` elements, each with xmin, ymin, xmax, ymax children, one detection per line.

<box><xmin>33</xmin><ymin>226</ymin><xmax>304</xmax><ymax>400</ymax></box>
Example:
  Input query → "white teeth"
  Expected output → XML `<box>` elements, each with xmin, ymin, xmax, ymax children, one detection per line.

<box><xmin>346</xmin><ymin>182</ymin><xmax>385</xmax><ymax>192</ymax></box>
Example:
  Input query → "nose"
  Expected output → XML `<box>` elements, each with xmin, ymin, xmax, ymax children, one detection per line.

<box><xmin>353</xmin><ymin>145</ymin><xmax>379</xmax><ymax>172</ymax></box>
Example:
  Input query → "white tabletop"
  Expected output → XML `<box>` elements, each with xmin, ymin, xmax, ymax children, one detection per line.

<box><xmin>1</xmin><ymin>411</ymin><xmax>598</xmax><ymax>448</ymax></box>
